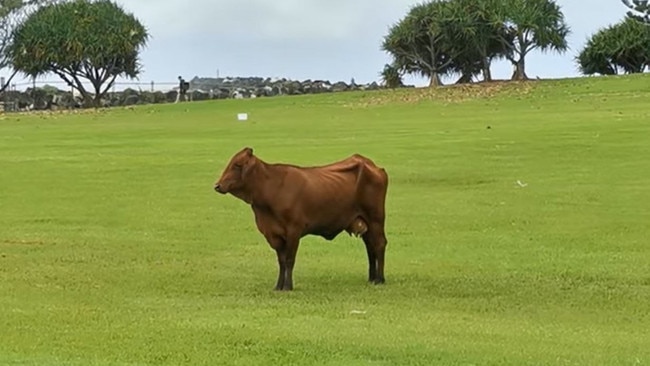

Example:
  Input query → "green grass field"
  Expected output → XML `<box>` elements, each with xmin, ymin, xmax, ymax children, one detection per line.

<box><xmin>1</xmin><ymin>74</ymin><xmax>650</xmax><ymax>365</ymax></box>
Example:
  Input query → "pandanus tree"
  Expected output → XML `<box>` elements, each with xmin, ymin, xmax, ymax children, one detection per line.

<box><xmin>379</xmin><ymin>63</ymin><xmax>404</xmax><ymax>89</ymax></box>
<box><xmin>0</xmin><ymin>0</ymin><xmax>58</xmax><ymax>93</ymax></box>
<box><xmin>381</xmin><ymin>1</ymin><xmax>458</xmax><ymax>87</ymax></box>
<box><xmin>496</xmin><ymin>0</ymin><xmax>571</xmax><ymax>80</ymax></box>
<box><xmin>8</xmin><ymin>0</ymin><xmax>149</xmax><ymax>107</ymax></box>
<box><xmin>577</xmin><ymin>16</ymin><xmax>650</xmax><ymax>75</ymax></box>
<box><xmin>380</xmin><ymin>0</ymin><xmax>570</xmax><ymax>86</ymax></box>
<box><xmin>444</xmin><ymin>0</ymin><xmax>512</xmax><ymax>83</ymax></box>
<box><xmin>622</xmin><ymin>0</ymin><xmax>650</xmax><ymax>23</ymax></box>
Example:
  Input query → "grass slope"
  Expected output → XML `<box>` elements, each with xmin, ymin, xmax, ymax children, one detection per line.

<box><xmin>1</xmin><ymin>74</ymin><xmax>650</xmax><ymax>365</ymax></box>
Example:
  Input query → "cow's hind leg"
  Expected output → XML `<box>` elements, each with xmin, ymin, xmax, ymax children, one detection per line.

<box><xmin>374</xmin><ymin>231</ymin><xmax>387</xmax><ymax>284</ymax></box>
<box><xmin>362</xmin><ymin>224</ymin><xmax>387</xmax><ymax>285</ymax></box>
<box><xmin>361</xmin><ymin>236</ymin><xmax>377</xmax><ymax>283</ymax></box>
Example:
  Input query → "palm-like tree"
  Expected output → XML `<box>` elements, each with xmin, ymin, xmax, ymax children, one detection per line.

<box><xmin>379</xmin><ymin>63</ymin><xmax>404</xmax><ymax>89</ymax></box>
<box><xmin>379</xmin><ymin>0</ymin><xmax>571</xmax><ymax>85</ymax></box>
<box><xmin>497</xmin><ymin>0</ymin><xmax>571</xmax><ymax>80</ymax></box>
<box><xmin>622</xmin><ymin>0</ymin><xmax>650</xmax><ymax>23</ymax></box>
<box><xmin>444</xmin><ymin>0</ymin><xmax>512</xmax><ymax>83</ymax></box>
<box><xmin>576</xmin><ymin>16</ymin><xmax>650</xmax><ymax>76</ymax></box>
<box><xmin>381</xmin><ymin>1</ymin><xmax>458</xmax><ymax>87</ymax></box>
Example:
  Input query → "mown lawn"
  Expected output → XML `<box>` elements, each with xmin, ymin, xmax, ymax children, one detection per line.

<box><xmin>1</xmin><ymin>74</ymin><xmax>649</xmax><ymax>365</ymax></box>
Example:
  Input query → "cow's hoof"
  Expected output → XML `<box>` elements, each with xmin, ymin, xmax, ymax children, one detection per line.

<box><xmin>274</xmin><ymin>286</ymin><xmax>293</xmax><ymax>291</ymax></box>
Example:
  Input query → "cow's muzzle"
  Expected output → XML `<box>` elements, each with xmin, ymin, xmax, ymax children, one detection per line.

<box><xmin>214</xmin><ymin>183</ymin><xmax>225</xmax><ymax>194</ymax></box>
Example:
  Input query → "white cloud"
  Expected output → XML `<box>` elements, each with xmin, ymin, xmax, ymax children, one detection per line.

<box><xmin>115</xmin><ymin>0</ymin><xmax>414</xmax><ymax>41</ymax></box>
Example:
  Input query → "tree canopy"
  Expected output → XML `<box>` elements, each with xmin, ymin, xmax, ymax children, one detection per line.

<box><xmin>0</xmin><ymin>0</ymin><xmax>57</xmax><ymax>92</ymax></box>
<box><xmin>381</xmin><ymin>0</ymin><xmax>570</xmax><ymax>87</ymax></box>
<box><xmin>444</xmin><ymin>0</ymin><xmax>511</xmax><ymax>83</ymax></box>
<box><xmin>577</xmin><ymin>16</ymin><xmax>650</xmax><ymax>75</ymax></box>
<box><xmin>379</xmin><ymin>63</ymin><xmax>404</xmax><ymax>89</ymax></box>
<box><xmin>8</xmin><ymin>0</ymin><xmax>149</xmax><ymax>107</ymax></box>
<box><xmin>622</xmin><ymin>0</ymin><xmax>650</xmax><ymax>23</ymax></box>
<box><xmin>498</xmin><ymin>0</ymin><xmax>571</xmax><ymax>80</ymax></box>
<box><xmin>381</xmin><ymin>1</ymin><xmax>457</xmax><ymax>87</ymax></box>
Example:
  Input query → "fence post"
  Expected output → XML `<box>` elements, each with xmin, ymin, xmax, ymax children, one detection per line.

<box><xmin>1</xmin><ymin>77</ymin><xmax>4</xmax><ymax>113</ymax></box>
<box><xmin>151</xmin><ymin>81</ymin><xmax>154</xmax><ymax>92</ymax></box>
<box><xmin>32</xmin><ymin>77</ymin><xmax>36</xmax><ymax>109</ymax></box>
<box><xmin>12</xmin><ymin>84</ymin><xmax>16</xmax><ymax>112</ymax></box>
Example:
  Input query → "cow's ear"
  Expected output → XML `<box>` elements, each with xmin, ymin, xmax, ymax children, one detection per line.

<box><xmin>244</xmin><ymin>147</ymin><xmax>253</xmax><ymax>156</ymax></box>
<box><xmin>241</xmin><ymin>154</ymin><xmax>256</xmax><ymax>179</ymax></box>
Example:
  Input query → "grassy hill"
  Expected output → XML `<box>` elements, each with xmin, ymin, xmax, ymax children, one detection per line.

<box><xmin>1</xmin><ymin>74</ymin><xmax>649</xmax><ymax>365</ymax></box>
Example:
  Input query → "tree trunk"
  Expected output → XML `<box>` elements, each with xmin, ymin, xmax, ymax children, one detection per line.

<box><xmin>80</xmin><ymin>90</ymin><xmax>94</xmax><ymax>108</ymax></box>
<box><xmin>93</xmin><ymin>83</ymin><xmax>103</xmax><ymax>108</ymax></box>
<box><xmin>455</xmin><ymin>73</ymin><xmax>473</xmax><ymax>84</ymax></box>
<box><xmin>511</xmin><ymin>57</ymin><xmax>529</xmax><ymax>81</ymax></box>
<box><xmin>87</xmin><ymin>75</ymin><xmax>109</xmax><ymax>108</ymax></box>
<box><xmin>428</xmin><ymin>73</ymin><xmax>442</xmax><ymax>87</ymax></box>
<box><xmin>70</xmin><ymin>75</ymin><xmax>93</xmax><ymax>108</ymax></box>
<box><xmin>482</xmin><ymin>58</ymin><xmax>492</xmax><ymax>82</ymax></box>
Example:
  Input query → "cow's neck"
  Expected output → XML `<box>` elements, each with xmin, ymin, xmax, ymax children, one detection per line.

<box><xmin>241</xmin><ymin>157</ymin><xmax>278</xmax><ymax>207</ymax></box>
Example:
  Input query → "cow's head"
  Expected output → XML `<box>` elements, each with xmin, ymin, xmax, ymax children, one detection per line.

<box><xmin>214</xmin><ymin>147</ymin><xmax>255</xmax><ymax>195</ymax></box>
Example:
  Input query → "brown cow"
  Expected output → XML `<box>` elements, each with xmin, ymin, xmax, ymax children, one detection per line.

<box><xmin>213</xmin><ymin>147</ymin><xmax>389</xmax><ymax>291</ymax></box>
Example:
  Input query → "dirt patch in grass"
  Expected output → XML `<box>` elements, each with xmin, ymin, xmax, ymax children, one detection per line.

<box><xmin>0</xmin><ymin>105</ymin><xmax>140</xmax><ymax>121</ymax></box>
<box><xmin>2</xmin><ymin>238</ymin><xmax>49</xmax><ymax>245</ymax></box>
<box><xmin>345</xmin><ymin>80</ymin><xmax>538</xmax><ymax>108</ymax></box>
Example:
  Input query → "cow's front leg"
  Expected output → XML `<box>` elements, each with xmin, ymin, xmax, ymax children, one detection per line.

<box><xmin>265</xmin><ymin>235</ymin><xmax>287</xmax><ymax>291</ymax></box>
<box><xmin>274</xmin><ymin>247</ymin><xmax>287</xmax><ymax>291</ymax></box>
<box><xmin>281</xmin><ymin>235</ymin><xmax>300</xmax><ymax>291</ymax></box>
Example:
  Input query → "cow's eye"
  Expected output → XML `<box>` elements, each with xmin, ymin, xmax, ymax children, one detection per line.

<box><xmin>233</xmin><ymin>164</ymin><xmax>242</xmax><ymax>170</ymax></box>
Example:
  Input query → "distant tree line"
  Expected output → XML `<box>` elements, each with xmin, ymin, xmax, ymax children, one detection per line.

<box><xmin>380</xmin><ymin>0</ymin><xmax>650</xmax><ymax>88</ymax></box>
<box><xmin>0</xmin><ymin>0</ymin><xmax>649</xmax><ymax>107</ymax></box>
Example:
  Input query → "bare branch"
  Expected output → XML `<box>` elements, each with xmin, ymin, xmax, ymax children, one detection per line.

<box><xmin>100</xmin><ymin>74</ymin><xmax>118</xmax><ymax>96</ymax></box>
<box><xmin>0</xmin><ymin>68</ymin><xmax>18</xmax><ymax>93</ymax></box>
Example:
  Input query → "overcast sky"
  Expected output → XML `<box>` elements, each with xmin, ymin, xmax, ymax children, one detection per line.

<box><xmin>15</xmin><ymin>0</ymin><xmax>634</xmax><ymax>90</ymax></box>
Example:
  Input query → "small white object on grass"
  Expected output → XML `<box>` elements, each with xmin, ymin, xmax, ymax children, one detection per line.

<box><xmin>237</xmin><ymin>113</ymin><xmax>248</xmax><ymax>121</ymax></box>
<box><xmin>516</xmin><ymin>180</ymin><xmax>528</xmax><ymax>188</ymax></box>
<box><xmin>350</xmin><ymin>310</ymin><xmax>366</xmax><ymax>315</ymax></box>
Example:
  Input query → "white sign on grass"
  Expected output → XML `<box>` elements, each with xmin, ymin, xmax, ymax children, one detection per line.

<box><xmin>237</xmin><ymin>113</ymin><xmax>248</xmax><ymax>121</ymax></box>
